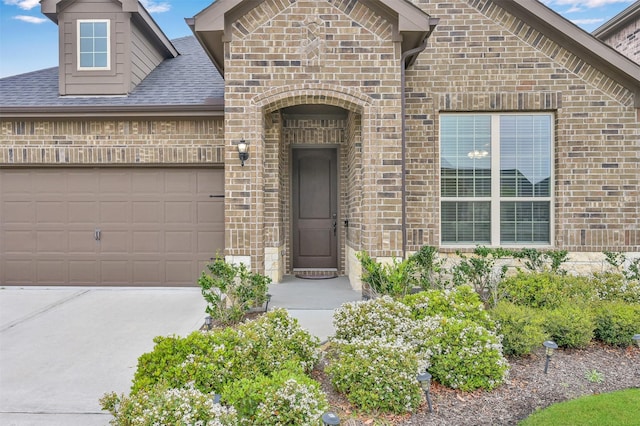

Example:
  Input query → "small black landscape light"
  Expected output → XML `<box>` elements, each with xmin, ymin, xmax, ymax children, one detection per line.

<box><xmin>205</xmin><ymin>315</ymin><xmax>212</xmax><ymax>330</ymax></box>
<box><xmin>213</xmin><ymin>393</ymin><xmax>221</xmax><ymax>404</ymax></box>
<box><xmin>322</xmin><ymin>411</ymin><xmax>340</xmax><ymax>425</ymax></box>
<box><xmin>633</xmin><ymin>334</ymin><xmax>640</xmax><ymax>348</ymax></box>
<box><xmin>417</xmin><ymin>371</ymin><xmax>433</xmax><ymax>413</ymax></box>
<box><xmin>265</xmin><ymin>293</ymin><xmax>272</xmax><ymax>312</ymax></box>
<box><xmin>543</xmin><ymin>340</ymin><xmax>558</xmax><ymax>374</ymax></box>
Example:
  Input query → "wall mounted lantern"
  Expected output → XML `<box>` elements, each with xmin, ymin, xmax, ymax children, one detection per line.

<box><xmin>322</xmin><ymin>412</ymin><xmax>340</xmax><ymax>425</ymax></box>
<box><xmin>237</xmin><ymin>139</ymin><xmax>249</xmax><ymax>166</ymax></box>
<box><xmin>417</xmin><ymin>371</ymin><xmax>433</xmax><ymax>413</ymax></box>
<box><xmin>543</xmin><ymin>340</ymin><xmax>558</xmax><ymax>374</ymax></box>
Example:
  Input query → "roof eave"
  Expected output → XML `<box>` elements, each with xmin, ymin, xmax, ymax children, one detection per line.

<box><xmin>593</xmin><ymin>2</ymin><xmax>640</xmax><ymax>39</ymax></box>
<box><xmin>0</xmin><ymin>103</ymin><xmax>225</xmax><ymax>119</ymax></box>
<box><xmin>493</xmin><ymin>0</ymin><xmax>640</xmax><ymax>108</ymax></box>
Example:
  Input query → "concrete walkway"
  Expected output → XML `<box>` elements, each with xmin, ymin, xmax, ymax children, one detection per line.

<box><xmin>0</xmin><ymin>287</ymin><xmax>206</xmax><ymax>426</ymax></box>
<box><xmin>0</xmin><ymin>277</ymin><xmax>361</xmax><ymax>425</ymax></box>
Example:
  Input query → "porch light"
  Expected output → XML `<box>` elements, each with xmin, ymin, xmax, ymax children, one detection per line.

<box><xmin>417</xmin><ymin>371</ymin><xmax>433</xmax><ymax>413</ymax></box>
<box><xmin>237</xmin><ymin>139</ymin><xmax>249</xmax><ymax>166</ymax></box>
<box><xmin>543</xmin><ymin>340</ymin><xmax>558</xmax><ymax>374</ymax></box>
<box><xmin>205</xmin><ymin>315</ymin><xmax>212</xmax><ymax>330</ymax></box>
<box><xmin>322</xmin><ymin>412</ymin><xmax>340</xmax><ymax>425</ymax></box>
<box><xmin>633</xmin><ymin>334</ymin><xmax>640</xmax><ymax>348</ymax></box>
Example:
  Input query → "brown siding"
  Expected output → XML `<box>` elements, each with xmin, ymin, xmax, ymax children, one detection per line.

<box><xmin>130</xmin><ymin>23</ymin><xmax>165</xmax><ymax>89</ymax></box>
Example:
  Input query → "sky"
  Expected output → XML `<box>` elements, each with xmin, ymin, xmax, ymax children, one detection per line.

<box><xmin>0</xmin><ymin>0</ymin><xmax>637</xmax><ymax>78</ymax></box>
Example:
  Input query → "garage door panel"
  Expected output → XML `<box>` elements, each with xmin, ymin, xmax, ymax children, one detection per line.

<box><xmin>3</xmin><ymin>260</ymin><xmax>35</xmax><ymax>284</ymax></box>
<box><xmin>69</xmin><ymin>261</ymin><xmax>99</xmax><ymax>284</ymax></box>
<box><xmin>165</xmin><ymin>261</ymin><xmax>194</xmax><ymax>285</ymax></box>
<box><xmin>34</xmin><ymin>172</ymin><xmax>66</xmax><ymax>194</ymax></box>
<box><xmin>1</xmin><ymin>171</ymin><xmax>32</xmax><ymax>194</ymax></box>
<box><xmin>37</xmin><ymin>231</ymin><xmax>67</xmax><ymax>252</ymax></box>
<box><xmin>69</xmin><ymin>230</ymin><xmax>98</xmax><ymax>253</ymax></box>
<box><xmin>198</xmin><ymin>201</ymin><xmax>224</xmax><ymax>223</ymax></box>
<box><xmin>67</xmin><ymin>171</ymin><xmax>98</xmax><ymax>193</ymax></box>
<box><xmin>198</xmin><ymin>231</ymin><xmax>224</xmax><ymax>254</ymax></box>
<box><xmin>1</xmin><ymin>168</ymin><xmax>224</xmax><ymax>286</ymax></box>
<box><xmin>101</xmin><ymin>261</ymin><xmax>130</xmax><ymax>285</ymax></box>
<box><xmin>4</xmin><ymin>231</ymin><xmax>35</xmax><ymax>253</ymax></box>
<box><xmin>100</xmin><ymin>173</ymin><xmax>131</xmax><ymax>193</ymax></box>
<box><xmin>165</xmin><ymin>231</ymin><xmax>193</xmax><ymax>254</ymax></box>
<box><xmin>3</xmin><ymin>202</ymin><xmax>35</xmax><ymax>224</ymax></box>
<box><xmin>133</xmin><ymin>261</ymin><xmax>162</xmax><ymax>283</ymax></box>
<box><xmin>165</xmin><ymin>202</ymin><xmax>193</xmax><ymax>223</ymax></box>
<box><xmin>100</xmin><ymin>231</ymin><xmax>130</xmax><ymax>253</ymax></box>
<box><xmin>37</xmin><ymin>260</ymin><xmax>66</xmax><ymax>284</ymax></box>
<box><xmin>165</xmin><ymin>172</ymin><xmax>193</xmax><ymax>194</ymax></box>
<box><xmin>69</xmin><ymin>202</ymin><xmax>98</xmax><ymax>223</ymax></box>
<box><xmin>133</xmin><ymin>231</ymin><xmax>161</xmax><ymax>253</ymax></box>
<box><xmin>133</xmin><ymin>201</ymin><xmax>161</xmax><ymax>223</ymax></box>
<box><xmin>36</xmin><ymin>201</ymin><xmax>66</xmax><ymax>224</ymax></box>
<box><xmin>100</xmin><ymin>202</ymin><xmax>130</xmax><ymax>223</ymax></box>
<box><xmin>132</xmin><ymin>172</ymin><xmax>163</xmax><ymax>194</ymax></box>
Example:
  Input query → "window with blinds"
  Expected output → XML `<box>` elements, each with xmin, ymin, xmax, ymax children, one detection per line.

<box><xmin>440</xmin><ymin>114</ymin><xmax>553</xmax><ymax>245</ymax></box>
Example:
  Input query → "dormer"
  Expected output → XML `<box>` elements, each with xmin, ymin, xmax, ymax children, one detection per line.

<box><xmin>41</xmin><ymin>0</ymin><xmax>178</xmax><ymax>96</ymax></box>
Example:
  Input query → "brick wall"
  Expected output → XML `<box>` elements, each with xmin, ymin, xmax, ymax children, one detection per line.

<box><xmin>405</xmin><ymin>0</ymin><xmax>639</xmax><ymax>253</ymax></box>
<box><xmin>599</xmin><ymin>14</ymin><xmax>640</xmax><ymax>64</ymax></box>
<box><xmin>0</xmin><ymin>118</ymin><xmax>225</xmax><ymax>165</ymax></box>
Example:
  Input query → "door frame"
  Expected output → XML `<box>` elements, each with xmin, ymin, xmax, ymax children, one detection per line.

<box><xmin>290</xmin><ymin>144</ymin><xmax>341</xmax><ymax>271</ymax></box>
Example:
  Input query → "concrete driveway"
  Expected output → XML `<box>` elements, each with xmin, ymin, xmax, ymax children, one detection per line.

<box><xmin>0</xmin><ymin>287</ymin><xmax>206</xmax><ymax>426</ymax></box>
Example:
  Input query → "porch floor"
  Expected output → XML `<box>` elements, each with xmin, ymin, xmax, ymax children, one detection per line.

<box><xmin>267</xmin><ymin>275</ymin><xmax>362</xmax><ymax>342</ymax></box>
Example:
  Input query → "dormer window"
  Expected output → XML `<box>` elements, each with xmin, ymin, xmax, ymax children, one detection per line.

<box><xmin>78</xmin><ymin>20</ymin><xmax>110</xmax><ymax>70</ymax></box>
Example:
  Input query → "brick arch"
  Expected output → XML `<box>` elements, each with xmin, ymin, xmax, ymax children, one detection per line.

<box><xmin>253</xmin><ymin>83</ymin><xmax>372</xmax><ymax>113</ymax></box>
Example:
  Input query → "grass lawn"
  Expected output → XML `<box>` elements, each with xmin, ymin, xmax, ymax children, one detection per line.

<box><xmin>519</xmin><ymin>388</ymin><xmax>640</xmax><ymax>426</ymax></box>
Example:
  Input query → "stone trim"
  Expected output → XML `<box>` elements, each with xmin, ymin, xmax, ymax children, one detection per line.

<box><xmin>438</xmin><ymin>91</ymin><xmax>562</xmax><ymax>111</ymax></box>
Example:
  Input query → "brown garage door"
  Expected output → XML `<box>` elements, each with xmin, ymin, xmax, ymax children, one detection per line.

<box><xmin>0</xmin><ymin>168</ymin><xmax>224</xmax><ymax>286</ymax></box>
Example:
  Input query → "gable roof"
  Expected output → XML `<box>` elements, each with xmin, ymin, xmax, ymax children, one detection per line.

<box><xmin>0</xmin><ymin>37</ymin><xmax>224</xmax><ymax>118</ymax></box>
<box><xmin>593</xmin><ymin>1</ymin><xmax>640</xmax><ymax>40</ymax></box>
<box><xmin>41</xmin><ymin>0</ymin><xmax>179</xmax><ymax>59</ymax></box>
<box><xmin>493</xmin><ymin>0</ymin><xmax>640</xmax><ymax>107</ymax></box>
<box><xmin>186</xmin><ymin>0</ymin><xmax>438</xmax><ymax>75</ymax></box>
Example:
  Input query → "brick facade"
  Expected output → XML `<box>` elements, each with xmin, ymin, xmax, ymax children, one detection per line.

<box><xmin>1</xmin><ymin>0</ymin><xmax>638</xmax><ymax>285</ymax></box>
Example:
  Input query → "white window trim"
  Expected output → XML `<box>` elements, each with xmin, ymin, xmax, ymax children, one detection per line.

<box><xmin>77</xmin><ymin>19</ymin><xmax>111</xmax><ymax>71</ymax></box>
<box><xmin>440</xmin><ymin>112</ymin><xmax>555</xmax><ymax>248</ymax></box>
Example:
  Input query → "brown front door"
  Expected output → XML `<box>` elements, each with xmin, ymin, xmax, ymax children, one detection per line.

<box><xmin>292</xmin><ymin>148</ymin><xmax>338</xmax><ymax>269</ymax></box>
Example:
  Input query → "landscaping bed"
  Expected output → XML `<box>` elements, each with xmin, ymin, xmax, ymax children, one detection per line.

<box><xmin>314</xmin><ymin>343</ymin><xmax>639</xmax><ymax>425</ymax></box>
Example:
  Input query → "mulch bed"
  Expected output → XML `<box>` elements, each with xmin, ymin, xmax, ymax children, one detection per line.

<box><xmin>313</xmin><ymin>343</ymin><xmax>640</xmax><ymax>425</ymax></box>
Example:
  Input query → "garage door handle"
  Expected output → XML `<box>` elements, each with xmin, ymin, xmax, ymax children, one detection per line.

<box><xmin>209</xmin><ymin>194</ymin><xmax>225</xmax><ymax>198</ymax></box>
<box><xmin>95</xmin><ymin>229</ymin><xmax>101</xmax><ymax>241</ymax></box>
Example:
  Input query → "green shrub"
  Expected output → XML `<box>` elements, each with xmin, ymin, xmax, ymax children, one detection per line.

<box><xmin>512</xmin><ymin>248</ymin><xmax>568</xmax><ymax>274</ymax></box>
<box><xmin>427</xmin><ymin>318</ymin><xmax>509</xmax><ymax>391</ymax></box>
<box><xmin>100</xmin><ymin>384</ymin><xmax>238</xmax><ymax>426</ymax></box>
<box><xmin>409</xmin><ymin>245</ymin><xmax>447</xmax><ymax>289</ymax></box>
<box><xmin>490</xmin><ymin>301</ymin><xmax>547</xmax><ymax>356</ymax></box>
<box><xmin>332</xmin><ymin>296</ymin><xmax>415</xmax><ymax>342</ymax></box>
<box><xmin>452</xmin><ymin>246</ymin><xmax>512</xmax><ymax>306</ymax></box>
<box><xmin>222</xmin><ymin>364</ymin><xmax>327</xmax><ymax>425</ymax></box>
<box><xmin>401</xmin><ymin>285</ymin><xmax>494</xmax><ymax>329</ymax></box>
<box><xmin>593</xmin><ymin>301</ymin><xmax>640</xmax><ymax>346</ymax></box>
<box><xmin>591</xmin><ymin>272</ymin><xmax>640</xmax><ymax>304</ymax></box>
<box><xmin>326</xmin><ymin>339</ymin><xmax>422</xmax><ymax>414</ymax></box>
<box><xmin>131</xmin><ymin>309</ymin><xmax>320</xmax><ymax>395</ymax></box>
<box><xmin>543</xmin><ymin>303</ymin><xmax>594</xmax><ymax>348</ymax></box>
<box><xmin>199</xmin><ymin>257</ymin><xmax>271</xmax><ymax>325</ymax></box>
<box><xmin>357</xmin><ymin>251</ymin><xmax>417</xmax><ymax>297</ymax></box>
<box><xmin>499</xmin><ymin>272</ymin><xmax>595</xmax><ymax>309</ymax></box>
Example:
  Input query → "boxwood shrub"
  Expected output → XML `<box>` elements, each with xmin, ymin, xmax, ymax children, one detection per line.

<box><xmin>490</xmin><ymin>301</ymin><xmax>548</xmax><ymax>356</ymax></box>
<box><xmin>543</xmin><ymin>303</ymin><xmax>594</xmax><ymax>348</ymax></box>
<box><xmin>592</xmin><ymin>301</ymin><xmax>640</xmax><ymax>346</ymax></box>
<box><xmin>499</xmin><ymin>272</ymin><xmax>594</xmax><ymax>309</ymax></box>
